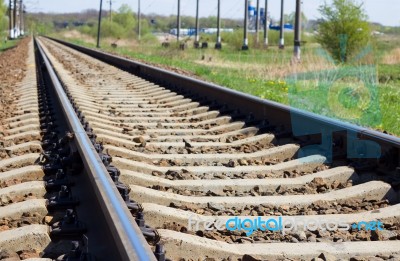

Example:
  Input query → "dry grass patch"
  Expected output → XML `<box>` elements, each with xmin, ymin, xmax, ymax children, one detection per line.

<box><xmin>60</xmin><ymin>30</ymin><xmax>139</xmax><ymax>48</ymax></box>
<box><xmin>381</xmin><ymin>48</ymin><xmax>400</xmax><ymax>64</ymax></box>
<box><xmin>195</xmin><ymin>52</ymin><xmax>335</xmax><ymax>80</ymax></box>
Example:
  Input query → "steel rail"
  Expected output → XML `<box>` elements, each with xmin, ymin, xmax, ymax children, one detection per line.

<box><xmin>48</xmin><ymin>37</ymin><xmax>400</xmax><ymax>156</ymax></box>
<box><xmin>36</xmin><ymin>38</ymin><xmax>156</xmax><ymax>261</ymax></box>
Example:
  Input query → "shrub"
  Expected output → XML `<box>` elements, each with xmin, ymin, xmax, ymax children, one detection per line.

<box><xmin>316</xmin><ymin>0</ymin><xmax>371</xmax><ymax>63</ymax></box>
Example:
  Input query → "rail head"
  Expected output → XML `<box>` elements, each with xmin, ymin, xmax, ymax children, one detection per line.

<box><xmin>47</xmin><ymin>37</ymin><xmax>400</xmax><ymax>168</ymax></box>
<box><xmin>35</xmin><ymin>38</ymin><xmax>156</xmax><ymax>261</ymax></box>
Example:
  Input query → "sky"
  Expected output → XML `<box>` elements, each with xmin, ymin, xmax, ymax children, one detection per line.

<box><xmin>23</xmin><ymin>0</ymin><xmax>400</xmax><ymax>26</ymax></box>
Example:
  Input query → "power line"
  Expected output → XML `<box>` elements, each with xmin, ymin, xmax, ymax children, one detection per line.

<box><xmin>142</xmin><ymin>0</ymin><xmax>156</xmax><ymax>13</ymax></box>
<box><xmin>106</xmin><ymin>0</ymin><xmax>116</xmax><ymax>22</ymax></box>
<box><xmin>170</xmin><ymin>0</ymin><xmax>176</xmax><ymax>14</ymax></box>
<box><xmin>222</xmin><ymin>0</ymin><xmax>241</xmax><ymax>18</ymax></box>
<box><xmin>180</xmin><ymin>0</ymin><xmax>191</xmax><ymax>14</ymax></box>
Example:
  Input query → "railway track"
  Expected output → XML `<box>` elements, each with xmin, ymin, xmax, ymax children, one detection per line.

<box><xmin>0</xmin><ymin>36</ymin><xmax>399</xmax><ymax>260</ymax></box>
<box><xmin>0</xmin><ymin>38</ymin><xmax>155</xmax><ymax>260</ymax></box>
<box><xmin>0</xmin><ymin>38</ymin><xmax>51</xmax><ymax>261</ymax></box>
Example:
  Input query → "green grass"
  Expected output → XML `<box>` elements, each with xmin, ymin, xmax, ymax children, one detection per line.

<box><xmin>378</xmin><ymin>64</ymin><xmax>400</xmax><ymax>84</ymax></box>
<box><xmin>60</xmin><ymin>35</ymin><xmax>399</xmax><ymax>136</ymax></box>
<box><xmin>0</xmin><ymin>39</ymin><xmax>19</xmax><ymax>53</ymax></box>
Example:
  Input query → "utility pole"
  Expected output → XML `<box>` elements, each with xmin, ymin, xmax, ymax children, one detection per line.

<box><xmin>96</xmin><ymin>0</ymin><xmax>103</xmax><ymax>48</ymax></box>
<box><xmin>194</xmin><ymin>0</ymin><xmax>200</xmax><ymax>46</ymax></box>
<box><xmin>13</xmin><ymin>0</ymin><xmax>17</xmax><ymax>38</ymax></box>
<box><xmin>255</xmin><ymin>0</ymin><xmax>260</xmax><ymax>45</ymax></box>
<box><xmin>215</xmin><ymin>0</ymin><xmax>221</xmax><ymax>49</ymax></box>
<box><xmin>294</xmin><ymin>0</ymin><xmax>301</xmax><ymax>61</ymax></box>
<box><xmin>108</xmin><ymin>0</ymin><xmax>112</xmax><ymax>22</ymax></box>
<box><xmin>19</xmin><ymin>0</ymin><xmax>23</xmax><ymax>36</ymax></box>
<box><xmin>242</xmin><ymin>0</ymin><xmax>249</xmax><ymax>50</ymax></box>
<box><xmin>263</xmin><ymin>0</ymin><xmax>268</xmax><ymax>47</ymax></box>
<box><xmin>177</xmin><ymin>0</ymin><xmax>181</xmax><ymax>42</ymax></box>
<box><xmin>279</xmin><ymin>0</ymin><xmax>284</xmax><ymax>49</ymax></box>
<box><xmin>8</xmin><ymin>0</ymin><xmax>12</xmax><ymax>39</ymax></box>
<box><xmin>137</xmin><ymin>0</ymin><xmax>141</xmax><ymax>41</ymax></box>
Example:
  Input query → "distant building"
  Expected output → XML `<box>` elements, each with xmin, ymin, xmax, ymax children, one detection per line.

<box><xmin>371</xmin><ymin>31</ymin><xmax>384</xmax><ymax>35</ymax></box>
<box><xmin>269</xmin><ymin>23</ymin><xmax>294</xmax><ymax>31</ymax></box>
<box><xmin>200</xmin><ymin>28</ymin><xmax>234</xmax><ymax>34</ymax></box>
<box><xmin>169</xmin><ymin>28</ymin><xmax>234</xmax><ymax>36</ymax></box>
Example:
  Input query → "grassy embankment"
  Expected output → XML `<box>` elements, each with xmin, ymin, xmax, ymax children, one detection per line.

<box><xmin>56</xmin><ymin>31</ymin><xmax>399</xmax><ymax>136</ymax></box>
<box><xmin>0</xmin><ymin>39</ymin><xmax>19</xmax><ymax>53</ymax></box>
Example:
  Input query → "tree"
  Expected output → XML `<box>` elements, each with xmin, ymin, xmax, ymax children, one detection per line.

<box><xmin>0</xmin><ymin>0</ymin><xmax>7</xmax><ymax>40</ymax></box>
<box><xmin>316</xmin><ymin>0</ymin><xmax>371</xmax><ymax>62</ymax></box>
<box><xmin>285</xmin><ymin>11</ymin><xmax>307</xmax><ymax>27</ymax></box>
<box><xmin>113</xmin><ymin>4</ymin><xmax>136</xmax><ymax>31</ymax></box>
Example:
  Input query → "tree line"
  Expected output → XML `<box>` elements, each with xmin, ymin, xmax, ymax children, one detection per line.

<box><xmin>2</xmin><ymin>0</ymin><xmax>400</xmax><ymax>63</ymax></box>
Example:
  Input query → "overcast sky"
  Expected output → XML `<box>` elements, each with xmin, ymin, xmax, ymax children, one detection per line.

<box><xmin>23</xmin><ymin>0</ymin><xmax>400</xmax><ymax>26</ymax></box>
